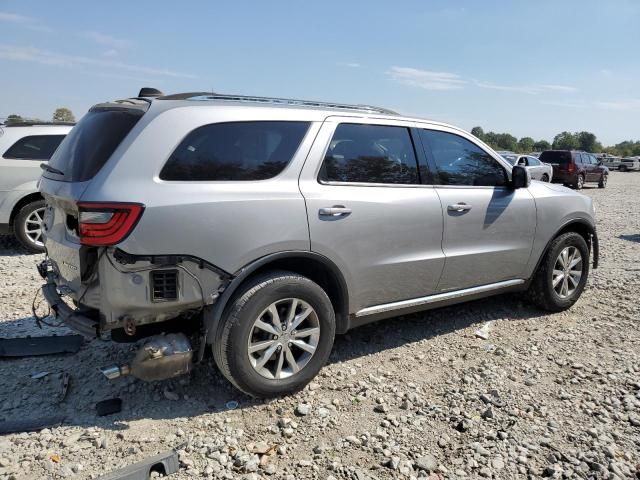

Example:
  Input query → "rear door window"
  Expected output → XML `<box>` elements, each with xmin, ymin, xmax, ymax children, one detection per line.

<box><xmin>527</xmin><ymin>157</ymin><xmax>541</xmax><ymax>166</ymax></box>
<box><xmin>319</xmin><ymin>123</ymin><xmax>419</xmax><ymax>184</ymax></box>
<box><xmin>160</xmin><ymin>121</ymin><xmax>310</xmax><ymax>181</ymax></box>
<box><xmin>3</xmin><ymin>135</ymin><xmax>66</xmax><ymax>160</ymax></box>
<box><xmin>46</xmin><ymin>109</ymin><xmax>144</xmax><ymax>182</ymax></box>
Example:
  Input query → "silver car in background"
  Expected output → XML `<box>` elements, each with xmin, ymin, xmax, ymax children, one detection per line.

<box><xmin>501</xmin><ymin>153</ymin><xmax>553</xmax><ymax>182</ymax></box>
<box><xmin>38</xmin><ymin>90</ymin><xmax>598</xmax><ymax>397</ymax></box>
<box><xmin>0</xmin><ymin>122</ymin><xmax>72</xmax><ymax>251</ymax></box>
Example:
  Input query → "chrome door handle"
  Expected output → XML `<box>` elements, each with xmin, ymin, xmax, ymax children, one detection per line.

<box><xmin>319</xmin><ymin>206</ymin><xmax>352</xmax><ymax>216</ymax></box>
<box><xmin>447</xmin><ymin>203</ymin><xmax>472</xmax><ymax>212</ymax></box>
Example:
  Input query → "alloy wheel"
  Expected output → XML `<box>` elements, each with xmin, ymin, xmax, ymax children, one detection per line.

<box><xmin>247</xmin><ymin>298</ymin><xmax>320</xmax><ymax>380</ymax></box>
<box><xmin>23</xmin><ymin>206</ymin><xmax>46</xmax><ymax>248</ymax></box>
<box><xmin>552</xmin><ymin>246</ymin><xmax>583</xmax><ymax>299</ymax></box>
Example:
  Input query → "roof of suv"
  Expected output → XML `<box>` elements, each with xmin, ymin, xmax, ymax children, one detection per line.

<box><xmin>97</xmin><ymin>90</ymin><xmax>472</xmax><ymax>139</ymax></box>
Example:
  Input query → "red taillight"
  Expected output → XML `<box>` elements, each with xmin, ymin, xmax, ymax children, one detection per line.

<box><xmin>78</xmin><ymin>202</ymin><xmax>144</xmax><ymax>246</ymax></box>
<box><xmin>567</xmin><ymin>163</ymin><xmax>576</xmax><ymax>173</ymax></box>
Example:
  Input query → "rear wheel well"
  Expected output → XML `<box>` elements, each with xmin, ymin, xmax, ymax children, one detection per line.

<box><xmin>9</xmin><ymin>192</ymin><xmax>43</xmax><ymax>226</ymax></box>
<box><xmin>236</xmin><ymin>256</ymin><xmax>349</xmax><ymax>334</ymax></box>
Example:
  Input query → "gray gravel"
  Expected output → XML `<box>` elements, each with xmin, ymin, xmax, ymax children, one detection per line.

<box><xmin>0</xmin><ymin>172</ymin><xmax>639</xmax><ymax>479</ymax></box>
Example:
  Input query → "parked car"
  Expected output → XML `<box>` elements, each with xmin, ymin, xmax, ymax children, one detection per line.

<box><xmin>619</xmin><ymin>157</ymin><xmax>640</xmax><ymax>172</ymax></box>
<box><xmin>39</xmin><ymin>91</ymin><xmax>599</xmax><ymax>397</ymax></box>
<box><xmin>0</xmin><ymin>122</ymin><xmax>73</xmax><ymax>251</ymax></box>
<box><xmin>500</xmin><ymin>154</ymin><xmax>553</xmax><ymax>182</ymax></box>
<box><xmin>540</xmin><ymin>150</ymin><xmax>608</xmax><ymax>189</ymax></box>
<box><xmin>599</xmin><ymin>155</ymin><xmax>622</xmax><ymax>171</ymax></box>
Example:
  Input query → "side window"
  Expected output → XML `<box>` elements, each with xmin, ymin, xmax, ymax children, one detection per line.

<box><xmin>160</xmin><ymin>121</ymin><xmax>310</xmax><ymax>181</ymax></box>
<box><xmin>420</xmin><ymin>130</ymin><xmax>507</xmax><ymax>186</ymax></box>
<box><xmin>319</xmin><ymin>123</ymin><xmax>419</xmax><ymax>184</ymax></box>
<box><xmin>3</xmin><ymin>135</ymin><xmax>66</xmax><ymax>160</ymax></box>
<box><xmin>527</xmin><ymin>157</ymin><xmax>541</xmax><ymax>166</ymax></box>
<box><xmin>576</xmin><ymin>153</ymin><xmax>586</xmax><ymax>164</ymax></box>
<box><xmin>590</xmin><ymin>155</ymin><xmax>599</xmax><ymax>165</ymax></box>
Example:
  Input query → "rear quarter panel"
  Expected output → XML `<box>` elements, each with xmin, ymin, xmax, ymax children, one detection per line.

<box><xmin>81</xmin><ymin>106</ymin><xmax>321</xmax><ymax>273</ymax></box>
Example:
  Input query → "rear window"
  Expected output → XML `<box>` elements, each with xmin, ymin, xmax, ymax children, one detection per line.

<box><xmin>539</xmin><ymin>151</ymin><xmax>572</xmax><ymax>164</ymax></box>
<box><xmin>160</xmin><ymin>121</ymin><xmax>309</xmax><ymax>181</ymax></box>
<box><xmin>46</xmin><ymin>109</ymin><xmax>143</xmax><ymax>182</ymax></box>
<box><xmin>3</xmin><ymin>135</ymin><xmax>66</xmax><ymax>160</ymax></box>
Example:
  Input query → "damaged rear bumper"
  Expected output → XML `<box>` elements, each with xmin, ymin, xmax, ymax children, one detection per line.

<box><xmin>40</xmin><ymin>269</ymin><xmax>100</xmax><ymax>338</ymax></box>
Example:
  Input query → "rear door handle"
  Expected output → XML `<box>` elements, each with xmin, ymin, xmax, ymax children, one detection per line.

<box><xmin>319</xmin><ymin>206</ymin><xmax>352</xmax><ymax>216</ymax></box>
<box><xmin>447</xmin><ymin>203</ymin><xmax>472</xmax><ymax>212</ymax></box>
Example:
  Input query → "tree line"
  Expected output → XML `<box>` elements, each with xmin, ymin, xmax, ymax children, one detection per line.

<box><xmin>3</xmin><ymin>108</ymin><xmax>75</xmax><ymax>125</ymax></box>
<box><xmin>471</xmin><ymin>126</ymin><xmax>640</xmax><ymax>157</ymax></box>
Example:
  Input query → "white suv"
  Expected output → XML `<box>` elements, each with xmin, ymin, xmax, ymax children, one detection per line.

<box><xmin>0</xmin><ymin>122</ymin><xmax>72</xmax><ymax>251</ymax></box>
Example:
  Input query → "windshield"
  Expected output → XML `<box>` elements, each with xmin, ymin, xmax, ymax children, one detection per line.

<box><xmin>501</xmin><ymin>154</ymin><xmax>518</xmax><ymax>165</ymax></box>
<box><xmin>539</xmin><ymin>151</ymin><xmax>571</xmax><ymax>164</ymax></box>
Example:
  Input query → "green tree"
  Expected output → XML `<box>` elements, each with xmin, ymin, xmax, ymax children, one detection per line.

<box><xmin>53</xmin><ymin>107</ymin><xmax>75</xmax><ymax>123</ymax></box>
<box><xmin>471</xmin><ymin>126</ymin><xmax>485</xmax><ymax>140</ymax></box>
<box><xmin>552</xmin><ymin>131</ymin><xmax>578</xmax><ymax>150</ymax></box>
<box><xmin>575</xmin><ymin>131</ymin><xmax>599</xmax><ymax>152</ymax></box>
<box><xmin>533</xmin><ymin>140</ymin><xmax>551</xmax><ymax>151</ymax></box>
<box><xmin>5</xmin><ymin>114</ymin><xmax>23</xmax><ymax>125</ymax></box>
<box><xmin>495</xmin><ymin>133</ymin><xmax>518</xmax><ymax>151</ymax></box>
<box><xmin>517</xmin><ymin>137</ymin><xmax>535</xmax><ymax>153</ymax></box>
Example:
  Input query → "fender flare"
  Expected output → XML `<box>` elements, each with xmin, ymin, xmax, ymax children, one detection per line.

<box><xmin>200</xmin><ymin>251</ymin><xmax>349</xmax><ymax>357</ymax></box>
<box><xmin>529</xmin><ymin>218</ymin><xmax>599</xmax><ymax>285</ymax></box>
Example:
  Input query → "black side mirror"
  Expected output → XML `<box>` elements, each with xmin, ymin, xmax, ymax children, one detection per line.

<box><xmin>511</xmin><ymin>165</ymin><xmax>531</xmax><ymax>189</ymax></box>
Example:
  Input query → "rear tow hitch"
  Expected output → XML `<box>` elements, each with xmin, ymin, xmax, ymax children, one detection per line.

<box><xmin>100</xmin><ymin>333</ymin><xmax>192</xmax><ymax>382</ymax></box>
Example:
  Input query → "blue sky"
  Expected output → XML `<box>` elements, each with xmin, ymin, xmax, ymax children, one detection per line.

<box><xmin>1</xmin><ymin>0</ymin><xmax>638</xmax><ymax>145</ymax></box>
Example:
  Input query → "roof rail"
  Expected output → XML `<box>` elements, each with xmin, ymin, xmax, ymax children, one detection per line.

<box><xmin>2</xmin><ymin>121</ymin><xmax>75</xmax><ymax>127</ymax></box>
<box><xmin>168</xmin><ymin>93</ymin><xmax>397</xmax><ymax>115</ymax></box>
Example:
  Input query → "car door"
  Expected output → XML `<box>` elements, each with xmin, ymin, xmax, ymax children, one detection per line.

<box><xmin>417</xmin><ymin>127</ymin><xmax>536</xmax><ymax>292</ymax></box>
<box><xmin>526</xmin><ymin>156</ymin><xmax>543</xmax><ymax>179</ymax></box>
<box><xmin>299</xmin><ymin>117</ymin><xmax>445</xmax><ymax>313</ymax></box>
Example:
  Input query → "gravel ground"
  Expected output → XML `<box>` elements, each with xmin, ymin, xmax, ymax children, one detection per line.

<box><xmin>0</xmin><ymin>172</ymin><xmax>638</xmax><ymax>480</ymax></box>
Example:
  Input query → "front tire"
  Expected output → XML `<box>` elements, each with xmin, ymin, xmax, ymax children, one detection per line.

<box><xmin>598</xmin><ymin>174</ymin><xmax>607</xmax><ymax>188</ymax></box>
<box><xmin>13</xmin><ymin>200</ymin><xmax>46</xmax><ymax>253</ymax></box>
<box><xmin>213</xmin><ymin>271</ymin><xmax>336</xmax><ymax>397</ymax></box>
<box><xmin>527</xmin><ymin>232</ymin><xmax>590</xmax><ymax>312</ymax></box>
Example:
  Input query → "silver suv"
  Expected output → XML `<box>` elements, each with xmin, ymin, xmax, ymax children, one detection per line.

<box><xmin>39</xmin><ymin>91</ymin><xmax>599</xmax><ymax>397</ymax></box>
<box><xmin>0</xmin><ymin>122</ymin><xmax>72</xmax><ymax>251</ymax></box>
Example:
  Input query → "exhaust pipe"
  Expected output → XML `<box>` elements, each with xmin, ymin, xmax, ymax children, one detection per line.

<box><xmin>100</xmin><ymin>333</ymin><xmax>192</xmax><ymax>382</ymax></box>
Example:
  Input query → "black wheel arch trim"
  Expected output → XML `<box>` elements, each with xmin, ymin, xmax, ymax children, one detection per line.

<box><xmin>201</xmin><ymin>250</ymin><xmax>350</xmax><ymax>360</ymax></box>
<box><xmin>528</xmin><ymin>219</ymin><xmax>599</xmax><ymax>288</ymax></box>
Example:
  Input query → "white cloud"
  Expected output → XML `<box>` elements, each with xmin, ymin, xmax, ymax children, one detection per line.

<box><xmin>81</xmin><ymin>31</ymin><xmax>130</xmax><ymax>50</ymax></box>
<box><xmin>337</xmin><ymin>62</ymin><xmax>361</xmax><ymax>68</ymax></box>
<box><xmin>0</xmin><ymin>44</ymin><xmax>195</xmax><ymax>79</ymax></box>
<box><xmin>0</xmin><ymin>11</ymin><xmax>51</xmax><ymax>32</ymax></box>
<box><xmin>388</xmin><ymin>66</ymin><xmax>466</xmax><ymax>91</ymax></box>
<box><xmin>594</xmin><ymin>99</ymin><xmax>640</xmax><ymax>111</ymax></box>
<box><xmin>538</xmin><ymin>84</ymin><xmax>577</xmax><ymax>93</ymax></box>
<box><xmin>475</xmin><ymin>81</ymin><xmax>577</xmax><ymax>95</ymax></box>
<box><xmin>102</xmin><ymin>49</ymin><xmax>119</xmax><ymax>58</ymax></box>
<box><xmin>541</xmin><ymin>100</ymin><xmax>586</xmax><ymax>108</ymax></box>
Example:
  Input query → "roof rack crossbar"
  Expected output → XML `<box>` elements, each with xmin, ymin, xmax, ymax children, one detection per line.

<box><xmin>183</xmin><ymin>94</ymin><xmax>397</xmax><ymax>115</ymax></box>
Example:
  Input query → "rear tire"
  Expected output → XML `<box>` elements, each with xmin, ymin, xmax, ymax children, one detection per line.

<box><xmin>213</xmin><ymin>271</ymin><xmax>336</xmax><ymax>397</ymax></box>
<box><xmin>527</xmin><ymin>232</ymin><xmax>590</xmax><ymax>312</ymax></box>
<box><xmin>574</xmin><ymin>174</ymin><xmax>585</xmax><ymax>190</ymax></box>
<box><xmin>541</xmin><ymin>174</ymin><xmax>550</xmax><ymax>182</ymax></box>
<box><xmin>598</xmin><ymin>174</ymin><xmax>607</xmax><ymax>188</ymax></box>
<box><xmin>13</xmin><ymin>200</ymin><xmax>46</xmax><ymax>253</ymax></box>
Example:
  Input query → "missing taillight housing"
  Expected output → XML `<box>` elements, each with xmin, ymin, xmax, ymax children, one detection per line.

<box><xmin>78</xmin><ymin>202</ymin><xmax>144</xmax><ymax>246</ymax></box>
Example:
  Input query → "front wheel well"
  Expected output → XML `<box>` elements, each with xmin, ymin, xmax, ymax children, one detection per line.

<box><xmin>9</xmin><ymin>192</ymin><xmax>43</xmax><ymax>226</ymax></box>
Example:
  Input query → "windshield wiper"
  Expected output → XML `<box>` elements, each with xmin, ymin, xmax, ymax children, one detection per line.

<box><xmin>40</xmin><ymin>163</ymin><xmax>65</xmax><ymax>176</ymax></box>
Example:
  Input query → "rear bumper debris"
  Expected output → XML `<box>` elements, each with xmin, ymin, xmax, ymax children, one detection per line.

<box><xmin>41</xmin><ymin>276</ymin><xmax>100</xmax><ymax>338</ymax></box>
